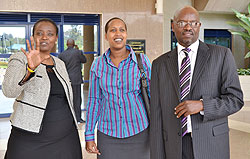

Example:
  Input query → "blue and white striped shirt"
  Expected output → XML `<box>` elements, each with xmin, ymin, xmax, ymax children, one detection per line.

<box><xmin>85</xmin><ymin>45</ymin><xmax>151</xmax><ymax>141</ymax></box>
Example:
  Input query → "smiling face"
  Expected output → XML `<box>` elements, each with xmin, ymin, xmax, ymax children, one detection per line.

<box><xmin>105</xmin><ymin>19</ymin><xmax>127</xmax><ymax>50</ymax></box>
<box><xmin>33</xmin><ymin>21</ymin><xmax>58</xmax><ymax>54</ymax></box>
<box><xmin>172</xmin><ymin>7</ymin><xmax>201</xmax><ymax>47</ymax></box>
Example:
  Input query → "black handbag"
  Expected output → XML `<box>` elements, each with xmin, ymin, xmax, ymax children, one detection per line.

<box><xmin>135</xmin><ymin>53</ymin><xmax>150</xmax><ymax>119</ymax></box>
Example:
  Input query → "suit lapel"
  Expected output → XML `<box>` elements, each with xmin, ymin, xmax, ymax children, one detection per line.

<box><xmin>190</xmin><ymin>41</ymin><xmax>210</xmax><ymax>92</ymax></box>
<box><xmin>165</xmin><ymin>48</ymin><xmax>181</xmax><ymax>101</ymax></box>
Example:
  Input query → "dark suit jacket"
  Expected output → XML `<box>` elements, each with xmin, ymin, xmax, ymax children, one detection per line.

<box><xmin>150</xmin><ymin>41</ymin><xmax>244</xmax><ymax>159</ymax></box>
<box><xmin>58</xmin><ymin>47</ymin><xmax>87</xmax><ymax>85</ymax></box>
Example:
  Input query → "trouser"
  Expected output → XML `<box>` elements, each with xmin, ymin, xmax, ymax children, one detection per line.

<box><xmin>71</xmin><ymin>84</ymin><xmax>82</xmax><ymax>121</ymax></box>
<box><xmin>182</xmin><ymin>133</ymin><xmax>194</xmax><ymax>159</ymax></box>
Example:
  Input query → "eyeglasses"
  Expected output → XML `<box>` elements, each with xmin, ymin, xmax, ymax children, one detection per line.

<box><xmin>175</xmin><ymin>21</ymin><xmax>201</xmax><ymax>28</ymax></box>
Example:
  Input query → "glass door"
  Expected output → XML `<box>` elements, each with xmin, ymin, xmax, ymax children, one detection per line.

<box><xmin>0</xmin><ymin>26</ymin><xmax>26</xmax><ymax>117</ymax></box>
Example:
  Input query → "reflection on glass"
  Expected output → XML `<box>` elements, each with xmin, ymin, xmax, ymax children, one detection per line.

<box><xmin>204</xmin><ymin>37</ymin><xmax>217</xmax><ymax>45</ymax></box>
<box><xmin>217</xmin><ymin>37</ymin><xmax>230</xmax><ymax>48</ymax></box>
<box><xmin>204</xmin><ymin>29</ymin><xmax>231</xmax><ymax>49</ymax></box>
<box><xmin>204</xmin><ymin>37</ymin><xmax>230</xmax><ymax>48</ymax></box>
<box><xmin>0</xmin><ymin>26</ymin><xmax>26</xmax><ymax>54</ymax></box>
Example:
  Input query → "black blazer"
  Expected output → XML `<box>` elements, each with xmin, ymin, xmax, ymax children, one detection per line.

<box><xmin>150</xmin><ymin>41</ymin><xmax>244</xmax><ymax>159</ymax></box>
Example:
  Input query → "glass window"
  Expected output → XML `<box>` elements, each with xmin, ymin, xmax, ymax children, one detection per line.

<box><xmin>0</xmin><ymin>26</ymin><xmax>26</xmax><ymax>54</ymax></box>
<box><xmin>0</xmin><ymin>26</ymin><xmax>26</xmax><ymax>115</ymax></box>
<box><xmin>63</xmin><ymin>25</ymin><xmax>83</xmax><ymax>50</ymax></box>
<box><xmin>217</xmin><ymin>37</ymin><xmax>231</xmax><ymax>48</ymax></box>
<box><xmin>204</xmin><ymin>29</ymin><xmax>231</xmax><ymax>49</ymax></box>
<box><xmin>63</xmin><ymin>25</ymin><xmax>99</xmax><ymax>53</ymax></box>
<box><xmin>94</xmin><ymin>25</ymin><xmax>98</xmax><ymax>52</ymax></box>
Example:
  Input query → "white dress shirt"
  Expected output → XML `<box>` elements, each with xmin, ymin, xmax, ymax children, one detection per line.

<box><xmin>177</xmin><ymin>40</ymin><xmax>199</xmax><ymax>133</ymax></box>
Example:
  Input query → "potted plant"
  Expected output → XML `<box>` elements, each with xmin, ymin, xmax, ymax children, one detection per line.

<box><xmin>228</xmin><ymin>3</ymin><xmax>250</xmax><ymax>101</ymax></box>
<box><xmin>228</xmin><ymin>3</ymin><xmax>250</xmax><ymax>59</ymax></box>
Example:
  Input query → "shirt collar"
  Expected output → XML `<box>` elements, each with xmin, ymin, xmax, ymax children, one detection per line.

<box><xmin>177</xmin><ymin>40</ymin><xmax>199</xmax><ymax>55</ymax></box>
<box><xmin>103</xmin><ymin>45</ymin><xmax>137</xmax><ymax>63</ymax></box>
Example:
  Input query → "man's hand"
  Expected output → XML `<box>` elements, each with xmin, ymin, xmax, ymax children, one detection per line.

<box><xmin>174</xmin><ymin>100</ymin><xmax>203</xmax><ymax>118</ymax></box>
<box><xmin>85</xmin><ymin>141</ymin><xmax>101</xmax><ymax>155</ymax></box>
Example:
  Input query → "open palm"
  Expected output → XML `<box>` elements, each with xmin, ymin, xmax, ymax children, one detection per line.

<box><xmin>21</xmin><ymin>36</ymin><xmax>50</xmax><ymax>70</ymax></box>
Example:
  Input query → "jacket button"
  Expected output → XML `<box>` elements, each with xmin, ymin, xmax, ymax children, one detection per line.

<box><xmin>178</xmin><ymin>132</ymin><xmax>181</xmax><ymax>136</ymax></box>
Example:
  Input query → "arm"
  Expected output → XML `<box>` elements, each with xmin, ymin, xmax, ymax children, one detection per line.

<box><xmin>2</xmin><ymin>53</ymin><xmax>28</xmax><ymax>98</ymax></box>
<box><xmin>79</xmin><ymin>50</ymin><xmax>87</xmax><ymax>63</ymax></box>
<box><xmin>3</xmin><ymin>37</ymin><xmax>49</xmax><ymax>98</ymax></box>
<box><xmin>85</xmin><ymin>60</ymin><xmax>102</xmax><ymax>154</ymax></box>
<box><xmin>85</xmin><ymin>66</ymin><xmax>102</xmax><ymax>141</ymax></box>
<box><xmin>150</xmin><ymin>60</ymin><xmax>166</xmax><ymax>159</ymax></box>
<box><xmin>203</xmin><ymin>48</ymin><xmax>244</xmax><ymax>122</ymax></box>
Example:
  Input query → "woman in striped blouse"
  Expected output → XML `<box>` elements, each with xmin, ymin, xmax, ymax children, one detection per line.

<box><xmin>85</xmin><ymin>17</ymin><xmax>151</xmax><ymax>159</ymax></box>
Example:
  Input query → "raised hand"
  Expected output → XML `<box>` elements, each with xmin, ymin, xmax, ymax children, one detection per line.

<box><xmin>21</xmin><ymin>36</ymin><xmax>50</xmax><ymax>70</ymax></box>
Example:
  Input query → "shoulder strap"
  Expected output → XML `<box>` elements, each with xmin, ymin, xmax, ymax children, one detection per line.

<box><xmin>135</xmin><ymin>53</ymin><xmax>145</xmax><ymax>75</ymax></box>
<box><xmin>135</xmin><ymin>53</ymin><xmax>150</xmax><ymax>118</ymax></box>
<box><xmin>135</xmin><ymin>53</ymin><xmax>148</xmax><ymax>88</ymax></box>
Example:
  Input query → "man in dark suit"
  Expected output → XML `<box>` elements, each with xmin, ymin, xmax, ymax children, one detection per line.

<box><xmin>150</xmin><ymin>6</ymin><xmax>244</xmax><ymax>159</ymax></box>
<box><xmin>59</xmin><ymin>39</ymin><xmax>87</xmax><ymax>123</ymax></box>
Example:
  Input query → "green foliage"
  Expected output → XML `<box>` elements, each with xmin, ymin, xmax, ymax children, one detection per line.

<box><xmin>0</xmin><ymin>61</ymin><xmax>8</xmax><ymax>69</ymax></box>
<box><xmin>237</xmin><ymin>68</ymin><xmax>250</xmax><ymax>75</ymax></box>
<box><xmin>64</xmin><ymin>25</ymin><xmax>83</xmax><ymax>50</ymax></box>
<box><xmin>228</xmin><ymin>3</ymin><xmax>250</xmax><ymax>59</ymax></box>
<box><xmin>0</xmin><ymin>32</ymin><xmax>26</xmax><ymax>54</ymax></box>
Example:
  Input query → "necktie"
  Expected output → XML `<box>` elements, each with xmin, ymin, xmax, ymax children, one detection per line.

<box><xmin>179</xmin><ymin>48</ymin><xmax>191</xmax><ymax>137</ymax></box>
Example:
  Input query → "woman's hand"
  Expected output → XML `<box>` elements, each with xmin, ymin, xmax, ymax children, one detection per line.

<box><xmin>85</xmin><ymin>141</ymin><xmax>101</xmax><ymax>155</ymax></box>
<box><xmin>21</xmin><ymin>36</ymin><xmax>50</xmax><ymax>70</ymax></box>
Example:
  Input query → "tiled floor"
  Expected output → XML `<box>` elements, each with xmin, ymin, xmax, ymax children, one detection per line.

<box><xmin>0</xmin><ymin>94</ymin><xmax>249</xmax><ymax>158</ymax></box>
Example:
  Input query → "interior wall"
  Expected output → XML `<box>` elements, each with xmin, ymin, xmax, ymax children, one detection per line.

<box><xmin>0</xmin><ymin>0</ymin><xmax>163</xmax><ymax>62</ymax></box>
<box><xmin>199</xmin><ymin>12</ymin><xmax>245</xmax><ymax>68</ymax></box>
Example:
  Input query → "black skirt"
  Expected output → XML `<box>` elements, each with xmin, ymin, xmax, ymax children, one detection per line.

<box><xmin>4</xmin><ymin>65</ymin><xmax>82</xmax><ymax>159</ymax></box>
<box><xmin>97</xmin><ymin>128</ymin><xmax>150</xmax><ymax>159</ymax></box>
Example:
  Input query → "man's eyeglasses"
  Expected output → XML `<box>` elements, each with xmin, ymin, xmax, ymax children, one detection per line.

<box><xmin>175</xmin><ymin>21</ymin><xmax>201</xmax><ymax>28</ymax></box>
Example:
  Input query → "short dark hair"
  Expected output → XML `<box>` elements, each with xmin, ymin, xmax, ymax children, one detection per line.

<box><xmin>32</xmin><ymin>18</ymin><xmax>58</xmax><ymax>36</ymax></box>
<box><xmin>105</xmin><ymin>17</ymin><xmax>127</xmax><ymax>33</ymax></box>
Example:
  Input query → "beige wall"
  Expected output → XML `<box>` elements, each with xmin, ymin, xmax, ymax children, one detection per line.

<box><xmin>0</xmin><ymin>0</ymin><xmax>163</xmax><ymax>62</ymax></box>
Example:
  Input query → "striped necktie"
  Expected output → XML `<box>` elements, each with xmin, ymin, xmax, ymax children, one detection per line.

<box><xmin>180</xmin><ymin>48</ymin><xmax>191</xmax><ymax>137</ymax></box>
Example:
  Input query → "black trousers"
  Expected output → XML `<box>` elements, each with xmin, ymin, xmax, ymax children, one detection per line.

<box><xmin>71</xmin><ymin>84</ymin><xmax>82</xmax><ymax>121</ymax></box>
<box><xmin>182</xmin><ymin>133</ymin><xmax>194</xmax><ymax>159</ymax></box>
